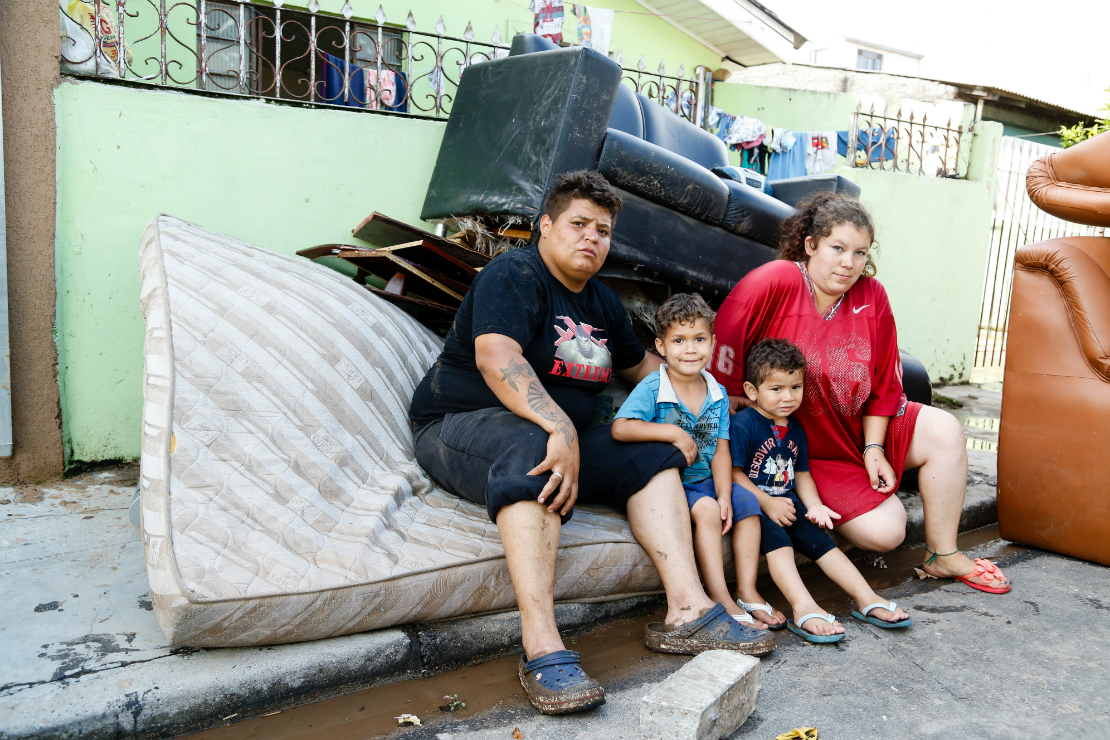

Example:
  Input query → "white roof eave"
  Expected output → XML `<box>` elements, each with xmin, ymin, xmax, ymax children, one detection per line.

<box><xmin>633</xmin><ymin>0</ymin><xmax>804</xmax><ymax>66</ymax></box>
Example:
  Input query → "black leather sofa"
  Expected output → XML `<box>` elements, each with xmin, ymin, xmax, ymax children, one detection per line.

<box><xmin>420</xmin><ymin>36</ymin><xmax>860</xmax><ymax>301</ymax></box>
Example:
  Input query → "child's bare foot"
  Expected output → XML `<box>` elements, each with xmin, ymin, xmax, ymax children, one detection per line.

<box><xmin>791</xmin><ymin>603</ymin><xmax>844</xmax><ymax>636</ymax></box>
<box><xmin>722</xmin><ymin>599</ymin><xmax>769</xmax><ymax>629</ymax></box>
<box><xmin>736</xmin><ymin>591</ymin><xmax>786</xmax><ymax>629</ymax></box>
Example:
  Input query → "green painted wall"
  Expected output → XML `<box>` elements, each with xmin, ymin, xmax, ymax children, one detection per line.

<box><xmin>55</xmin><ymin>6</ymin><xmax>723</xmax><ymax>464</ymax></box>
<box><xmin>54</xmin><ymin>79</ymin><xmax>447</xmax><ymax>461</ymax></box>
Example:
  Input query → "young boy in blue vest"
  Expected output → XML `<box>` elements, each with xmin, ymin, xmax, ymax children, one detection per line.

<box><xmin>612</xmin><ymin>293</ymin><xmax>769</xmax><ymax>629</ymax></box>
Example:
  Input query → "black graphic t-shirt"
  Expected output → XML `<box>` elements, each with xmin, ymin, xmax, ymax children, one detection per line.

<box><xmin>728</xmin><ymin>407</ymin><xmax>810</xmax><ymax>496</ymax></box>
<box><xmin>409</xmin><ymin>246</ymin><xmax>645</xmax><ymax>431</ymax></box>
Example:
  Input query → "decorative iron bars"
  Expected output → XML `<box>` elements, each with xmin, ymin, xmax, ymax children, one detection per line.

<box><xmin>59</xmin><ymin>0</ymin><xmax>712</xmax><ymax>125</ymax></box>
<box><xmin>847</xmin><ymin>104</ymin><xmax>967</xmax><ymax>178</ymax></box>
<box><xmin>616</xmin><ymin>52</ymin><xmax>709</xmax><ymax>127</ymax></box>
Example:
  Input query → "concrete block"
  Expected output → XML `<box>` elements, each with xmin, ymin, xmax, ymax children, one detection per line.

<box><xmin>640</xmin><ymin>650</ymin><xmax>760</xmax><ymax>740</ymax></box>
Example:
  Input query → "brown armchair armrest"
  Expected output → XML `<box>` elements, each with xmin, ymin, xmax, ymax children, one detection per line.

<box><xmin>1016</xmin><ymin>239</ymin><xmax>1110</xmax><ymax>381</ymax></box>
<box><xmin>1026</xmin><ymin>131</ymin><xmax>1110</xmax><ymax>227</ymax></box>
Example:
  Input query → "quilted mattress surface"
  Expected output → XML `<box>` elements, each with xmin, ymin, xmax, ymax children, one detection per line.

<box><xmin>139</xmin><ymin>215</ymin><xmax>662</xmax><ymax>647</ymax></box>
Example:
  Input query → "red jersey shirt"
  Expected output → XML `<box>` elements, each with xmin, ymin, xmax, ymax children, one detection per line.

<box><xmin>712</xmin><ymin>259</ymin><xmax>906</xmax><ymax>469</ymax></box>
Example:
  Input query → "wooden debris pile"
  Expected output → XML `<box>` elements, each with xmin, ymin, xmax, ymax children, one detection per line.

<box><xmin>297</xmin><ymin>212</ymin><xmax>515</xmax><ymax>334</ymax></box>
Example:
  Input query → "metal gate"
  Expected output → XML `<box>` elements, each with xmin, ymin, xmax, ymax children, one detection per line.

<box><xmin>972</xmin><ymin>137</ymin><xmax>1107</xmax><ymax>381</ymax></box>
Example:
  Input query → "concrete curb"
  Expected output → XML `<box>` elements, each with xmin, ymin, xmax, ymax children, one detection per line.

<box><xmin>0</xmin><ymin>595</ymin><xmax>662</xmax><ymax>740</ymax></box>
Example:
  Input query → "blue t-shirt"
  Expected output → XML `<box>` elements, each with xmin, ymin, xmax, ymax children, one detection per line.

<box><xmin>615</xmin><ymin>367</ymin><xmax>730</xmax><ymax>484</ymax></box>
<box><xmin>729</xmin><ymin>407</ymin><xmax>810</xmax><ymax>495</ymax></box>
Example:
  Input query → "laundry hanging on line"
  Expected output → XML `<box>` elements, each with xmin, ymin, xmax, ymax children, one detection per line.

<box><xmin>837</xmin><ymin>126</ymin><xmax>898</xmax><ymax>163</ymax></box>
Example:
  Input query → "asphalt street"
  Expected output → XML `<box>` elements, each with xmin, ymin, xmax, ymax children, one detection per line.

<box><xmin>386</xmin><ymin>544</ymin><xmax>1110</xmax><ymax>740</ymax></box>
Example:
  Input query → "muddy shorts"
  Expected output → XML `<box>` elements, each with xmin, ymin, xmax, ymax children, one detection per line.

<box><xmin>413</xmin><ymin>407</ymin><xmax>686</xmax><ymax>523</ymax></box>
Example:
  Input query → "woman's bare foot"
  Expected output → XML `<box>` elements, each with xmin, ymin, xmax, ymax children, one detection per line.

<box><xmin>736</xmin><ymin>590</ymin><xmax>786</xmax><ymax>628</ymax></box>
<box><xmin>793</xmin><ymin>605</ymin><xmax>844</xmax><ymax>636</ymax></box>
<box><xmin>922</xmin><ymin>551</ymin><xmax>1011</xmax><ymax>590</ymax></box>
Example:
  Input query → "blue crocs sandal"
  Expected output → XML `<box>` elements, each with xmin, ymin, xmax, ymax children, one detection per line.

<box><xmin>851</xmin><ymin>600</ymin><xmax>913</xmax><ymax>629</ymax></box>
<box><xmin>645</xmin><ymin>602</ymin><xmax>776</xmax><ymax>656</ymax></box>
<box><xmin>517</xmin><ymin>650</ymin><xmax>606</xmax><ymax>715</ymax></box>
<box><xmin>787</xmin><ymin>613</ymin><xmax>844</xmax><ymax>643</ymax></box>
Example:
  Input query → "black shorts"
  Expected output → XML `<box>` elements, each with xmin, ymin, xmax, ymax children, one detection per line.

<box><xmin>413</xmin><ymin>408</ymin><xmax>686</xmax><ymax>523</ymax></box>
<box><xmin>759</xmin><ymin>492</ymin><xmax>837</xmax><ymax>561</ymax></box>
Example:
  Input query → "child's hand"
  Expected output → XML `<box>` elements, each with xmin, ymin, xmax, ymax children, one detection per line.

<box><xmin>762</xmin><ymin>495</ymin><xmax>796</xmax><ymax>527</ymax></box>
<box><xmin>805</xmin><ymin>504</ymin><xmax>842</xmax><ymax>530</ymax></box>
<box><xmin>668</xmin><ymin>427</ymin><xmax>698</xmax><ymax>465</ymax></box>
<box><xmin>718</xmin><ymin>495</ymin><xmax>733</xmax><ymax>536</ymax></box>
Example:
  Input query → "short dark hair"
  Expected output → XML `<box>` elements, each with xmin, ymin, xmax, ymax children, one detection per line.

<box><xmin>542</xmin><ymin>170</ymin><xmax>623</xmax><ymax>223</ymax></box>
<box><xmin>745</xmin><ymin>338</ymin><xmax>807</xmax><ymax>387</ymax></box>
<box><xmin>655</xmin><ymin>293</ymin><xmax>715</xmax><ymax>339</ymax></box>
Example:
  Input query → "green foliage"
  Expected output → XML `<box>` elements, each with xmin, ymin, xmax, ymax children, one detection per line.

<box><xmin>1058</xmin><ymin>87</ymin><xmax>1110</xmax><ymax>148</ymax></box>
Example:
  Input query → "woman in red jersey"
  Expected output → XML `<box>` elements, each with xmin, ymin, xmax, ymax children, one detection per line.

<box><xmin>712</xmin><ymin>194</ymin><xmax>1010</xmax><ymax>611</ymax></box>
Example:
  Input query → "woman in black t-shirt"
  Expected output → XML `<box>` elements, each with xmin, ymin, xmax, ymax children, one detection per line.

<box><xmin>409</xmin><ymin>171</ymin><xmax>774</xmax><ymax>715</ymax></box>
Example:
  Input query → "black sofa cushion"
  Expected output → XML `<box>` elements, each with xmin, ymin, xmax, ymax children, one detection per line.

<box><xmin>637</xmin><ymin>93</ymin><xmax>729</xmax><ymax>171</ymax></box>
<box><xmin>599</xmin><ymin>128</ymin><xmax>729</xmax><ymax>225</ymax></box>
<box><xmin>421</xmin><ymin>47</ymin><xmax>621</xmax><ymax>222</ymax></box>
<box><xmin>720</xmin><ymin>178</ymin><xmax>797</xmax><ymax>247</ymax></box>
<box><xmin>608</xmin><ymin>188</ymin><xmax>777</xmax><ymax>300</ymax></box>
<box><xmin>509</xmin><ymin>33</ymin><xmax>559</xmax><ymax>55</ymax></box>
<box><xmin>770</xmin><ymin>174</ymin><xmax>861</xmax><ymax>208</ymax></box>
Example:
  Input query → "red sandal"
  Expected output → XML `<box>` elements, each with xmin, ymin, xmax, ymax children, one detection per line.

<box><xmin>926</xmin><ymin>549</ymin><xmax>1011</xmax><ymax>594</ymax></box>
<box><xmin>954</xmin><ymin>558</ymin><xmax>1011</xmax><ymax>594</ymax></box>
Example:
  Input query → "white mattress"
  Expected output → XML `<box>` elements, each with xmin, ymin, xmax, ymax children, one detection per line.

<box><xmin>138</xmin><ymin>215</ymin><xmax>663</xmax><ymax>647</ymax></box>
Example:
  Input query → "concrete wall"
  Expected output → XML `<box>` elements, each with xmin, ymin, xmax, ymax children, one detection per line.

<box><xmin>0</xmin><ymin>0</ymin><xmax>66</xmax><ymax>482</ymax></box>
<box><xmin>54</xmin><ymin>81</ymin><xmax>447</xmax><ymax>462</ymax></box>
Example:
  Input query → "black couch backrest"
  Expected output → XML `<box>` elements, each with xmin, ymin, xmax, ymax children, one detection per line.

<box><xmin>509</xmin><ymin>33</ymin><xmax>559</xmax><ymax>56</ymax></box>
<box><xmin>610</xmin><ymin>83</ymin><xmax>645</xmax><ymax>138</ymax></box>
<box><xmin>421</xmin><ymin>46</ymin><xmax>622</xmax><ymax>222</ymax></box>
<box><xmin>637</xmin><ymin>93</ymin><xmax>729</xmax><ymax>171</ymax></box>
<box><xmin>511</xmin><ymin>34</ymin><xmax>643</xmax><ymax>140</ymax></box>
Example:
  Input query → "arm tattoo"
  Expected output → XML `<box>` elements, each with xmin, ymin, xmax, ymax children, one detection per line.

<box><xmin>499</xmin><ymin>356</ymin><xmax>537</xmax><ymax>392</ymax></box>
<box><xmin>499</xmin><ymin>357</ymin><xmax>576</xmax><ymax>449</ymax></box>
<box><xmin>526</xmin><ymin>377</ymin><xmax>576</xmax><ymax>449</ymax></box>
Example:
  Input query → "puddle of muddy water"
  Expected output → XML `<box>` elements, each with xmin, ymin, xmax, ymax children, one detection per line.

<box><xmin>178</xmin><ymin>525</ymin><xmax>1021</xmax><ymax>740</ymax></box>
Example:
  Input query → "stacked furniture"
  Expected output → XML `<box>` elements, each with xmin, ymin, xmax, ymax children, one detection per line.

<box><xmin>420</xmin><ymin>37</ymin><xmax>859</xmax><ymax>302</ymax></box>
<box><xmin>998</xmin><ymin>131</ymin><xmax>1110</xmax><ymax>566</ymax></box>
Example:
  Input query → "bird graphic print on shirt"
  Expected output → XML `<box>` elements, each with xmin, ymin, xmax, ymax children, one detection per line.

<box><xmin>550</xmin><ymin>315</ymin><xmax>613</xmax><ymax>383</ymax></box>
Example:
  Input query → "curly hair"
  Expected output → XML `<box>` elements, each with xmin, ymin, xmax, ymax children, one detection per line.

<box><xmin>655</xmin><ymin>292</ymin><xmax>715</xmax><ymax>339</ymax></box>
<box><xmin>779</xmin><ymin>193</ymin><xmax>878</xmax><ymax>277</ymax></box>
<box><xmin>543</xmin><ymin>170</ymin><xmax>624</xmax><ymax>223</ymax></box>
<box><xmin>744</xmin><ymin>338</ymin><xmax>807</xmax><ymax>388</ymax></box>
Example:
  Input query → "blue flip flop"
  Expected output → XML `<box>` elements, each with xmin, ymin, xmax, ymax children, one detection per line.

<box><xmin>851</xmin><ymin>600</ymin><xmax>913</xmax><ymax>629</ymax></box>
<box><xmin>786</xmin><ymin>613</ymin><xmax>844</xmax><ymax>643</ymax></box>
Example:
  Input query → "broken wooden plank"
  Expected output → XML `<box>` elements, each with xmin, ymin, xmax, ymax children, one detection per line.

<box><xmin>337</xmin><ymin>251</ymin><xmax>467</xmax><ymax>302</ymax></box>
<box><xmin>296</xmin><ymin>245</ymin><xmax>345</xmax><ymax>259</ymax></box>
<box><xmin>352</xmin><ymin>212</ymin><xmax>490</xmax><ymax>269</ymax></box>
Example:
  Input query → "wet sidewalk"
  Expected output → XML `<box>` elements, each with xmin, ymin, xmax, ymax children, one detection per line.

<box><xmin>0</xmin><ymin>385</ymin><xmax>1004</xmax><ymax>739</ymax></box>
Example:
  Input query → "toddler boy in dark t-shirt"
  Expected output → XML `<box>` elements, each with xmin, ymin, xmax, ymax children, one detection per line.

<box><xmin>729</xmin><ymin>339</ymin><xmax>912</xmax><ymax>642</ymax></box>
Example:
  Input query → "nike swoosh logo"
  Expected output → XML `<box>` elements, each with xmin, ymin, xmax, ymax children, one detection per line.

<box><xmin>853</xmin><ymin>304</ymin><xmax>870</xmax><ymax>314</ymax></box>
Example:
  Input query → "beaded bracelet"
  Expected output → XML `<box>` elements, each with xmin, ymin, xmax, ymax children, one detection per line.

<box><xmin>863</xmin><ymin>443</ymin><xmax>885</xmax><ymax>454</ymax></box>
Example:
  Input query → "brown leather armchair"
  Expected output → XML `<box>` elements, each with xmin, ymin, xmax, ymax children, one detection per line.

<box><xmin>998</xmin><ymin>131</ymin><xmax>1110</xmax><ymax>566</ymax></box>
